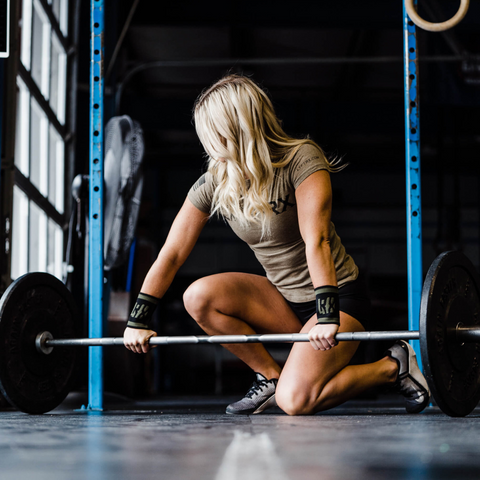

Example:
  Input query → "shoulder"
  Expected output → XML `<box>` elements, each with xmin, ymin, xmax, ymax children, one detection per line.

<box><xmin>191</xmin><ymin>172</ymin><xmax>208</xmax><ymax>192</ymax></box>
<box><xmin>187</xmin><ymin>171</ymin><xmax>215</xmax><ymax>213</ymax></box>
<box><xmin>192</xmin><ymin>171</ymin><xmax>216</xmax><ymax>190</ymax></box>
<box><xmin>289</xmin><ymin>143</ymin><xmax>326</xmax><ymax>170</ymax></box>
<box><xmin>288</xmin><ymin>143</ymin><xmax>329</xmax><ymax>190</ymax></box>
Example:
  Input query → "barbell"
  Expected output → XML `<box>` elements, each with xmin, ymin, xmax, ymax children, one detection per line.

<box><xmin>0</xmin><ymin>250</ymin><xmax>479</xmax><ymax>417</ymax></box>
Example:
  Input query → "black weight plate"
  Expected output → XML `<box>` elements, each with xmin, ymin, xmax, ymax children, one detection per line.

<box><xmin>420</xmin><ymin>251</ymin><xmax>480</xmax><ymax>417</ymax></box>
<box><xmin>0</xmin><ymin>273</ymin><xmax>80</xmax><ymax>414</ymax></box>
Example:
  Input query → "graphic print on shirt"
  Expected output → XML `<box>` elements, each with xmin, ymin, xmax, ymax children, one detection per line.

<box><xmin>192</xmin><ymin>174</ymin><xmax>207</xmax><ymax>192</ymax></box>
<box><xmin>269</xmin><ymin>194</ymin><xmax>295</xmax><ymax>215</ymax></box>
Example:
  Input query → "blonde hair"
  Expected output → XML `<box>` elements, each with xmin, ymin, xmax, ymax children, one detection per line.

<box><xmin>193</xmin><ymin>74</ymin><xmax>343</xmax><ymax>234</ymax></box>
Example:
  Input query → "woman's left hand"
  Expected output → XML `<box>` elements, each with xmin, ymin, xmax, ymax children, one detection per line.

<box><xmin>308</xmin><ymin>323</ymin><xmax>339</xmax><ymax>351</ymax></box>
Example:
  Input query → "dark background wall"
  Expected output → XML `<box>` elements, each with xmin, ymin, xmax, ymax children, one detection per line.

<box><xmin>73</xmin><ymin>0</ymin><xmax>480</xmax><ymax>397</ymax></box>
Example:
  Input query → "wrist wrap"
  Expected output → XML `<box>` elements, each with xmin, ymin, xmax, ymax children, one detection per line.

<box><xmin>126</xmin><ymin>293</ymin><xmax>159</xmax><ymax>330</ymax></box>
<box><xmin>315</xmin><ymin>285</ymin><xmax>340</xmax><ymax>326</ymax></box>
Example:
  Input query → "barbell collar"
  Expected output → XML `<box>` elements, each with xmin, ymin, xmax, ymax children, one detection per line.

<box><xmin>39</xmin><ymin>330</ymin><xmax>420</xmax><ymax>351</ymax></box>
<box><xmin>35</xmin><ymin>331</ymin><xmax>54</xmax><ymax>355</ymax></box>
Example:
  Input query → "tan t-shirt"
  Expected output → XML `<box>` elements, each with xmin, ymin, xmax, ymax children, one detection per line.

<box><xmin>187</xmin><ymin>144</ymin><xmax>358</xmax><ymax>302</ymax></box>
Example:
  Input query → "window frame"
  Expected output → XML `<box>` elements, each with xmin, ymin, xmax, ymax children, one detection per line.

<box><xmin>1</xmin><ymin>0</ymin><xmax>78</xmax><ymax>287</ymax></box>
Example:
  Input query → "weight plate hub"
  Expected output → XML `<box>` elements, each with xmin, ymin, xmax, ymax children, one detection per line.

<box><xmin>0</xmin><ymin>273</ymin><xmax>79</xmax><ymax>414</ymax></box>
<box><xmin>420</xmin><ymin>251</ymin><xmax>480</xmax><ymax>417</ymax></box>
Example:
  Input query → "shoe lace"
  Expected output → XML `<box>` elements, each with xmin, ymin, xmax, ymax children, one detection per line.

<box><xmin>245</xmin><ymin>379</ymin><xmax>269</xmax><ymax>399</ymax></box>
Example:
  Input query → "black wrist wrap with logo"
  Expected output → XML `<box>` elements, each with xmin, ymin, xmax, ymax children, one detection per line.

<box><xmin>126</xmin><ymin>293</ymin><xmax>159</xmax><ymax>330</ymax></box>
<box><xmin>314</xmin><ymin>285</ymin><xmax>340</xmax><ymax>326</ymax></box>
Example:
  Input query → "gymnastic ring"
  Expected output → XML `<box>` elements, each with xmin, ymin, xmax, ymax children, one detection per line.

<box><xmin>405</xmin><ymin>0</ymin><xmax>470</xmax><ymax>32</ymax></box>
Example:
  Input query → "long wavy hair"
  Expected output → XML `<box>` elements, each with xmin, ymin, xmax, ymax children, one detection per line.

<box><xmin>193</xmin><ymin>74</ymin><xmax>343</xmax><ymax>234</ymax></box>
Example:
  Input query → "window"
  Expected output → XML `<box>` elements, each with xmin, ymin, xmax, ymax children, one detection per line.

<box><xmin>11</xmin><ymin>0</ymin><xmax>69</xmax><ymax>280</ymax></box>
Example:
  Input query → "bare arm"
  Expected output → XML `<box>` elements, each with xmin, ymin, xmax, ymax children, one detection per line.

<box><xmin>296</xmin><ymin>170</ymin><xmax>336</xmax><ymax>288</ymax></box>
<box><xmin>295</xmin><ymin>170</ymin><xmax>339</xmax><ymax>351</ymax></box>
<box><xmin>124</xmin><ymin>198</ymin><xmax>209</xmax><ymax>352</ymax></box>
<box><xmin>140</xmin><ymin>198</ymin><xmax>210</xmax><ymax>298</ymax></box>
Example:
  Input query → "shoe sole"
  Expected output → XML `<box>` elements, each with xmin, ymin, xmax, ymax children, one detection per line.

<box><xmin>253</xmin><ymin>394</ymin><xmax>277</xmax><ymax>414</ymax></box>
<box><xmin>402</xmin><ymin>341</ymin><xmax>431</xmax><ymax>413</ymax></box>
<box><xmin>225</xmin><ymin>393</ymin><xmax>276</xmax><ymax>415</ymax></box>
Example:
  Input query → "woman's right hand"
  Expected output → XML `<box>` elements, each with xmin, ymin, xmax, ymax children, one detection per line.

<box><xmin>123</xmin><ymin>327</ymin><xmax>157</xmax><ymax>354</ymax></box>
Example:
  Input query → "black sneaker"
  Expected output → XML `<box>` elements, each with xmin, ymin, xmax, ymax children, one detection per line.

<box><xmin>226</xmin><ymin>373</ymin><xmax>278</xmax><ymax>415</ymax></box>
<box><xmin>386</xmin><ymin>340</ymin><xmax>430</xmax><ymax>413</ymax></box>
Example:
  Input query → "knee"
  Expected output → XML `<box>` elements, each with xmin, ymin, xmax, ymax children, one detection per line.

<box><xmin>276</xmin><ymin>384</ymin><xmax>319</xmax><ymax>416</ymax></box>
<box><xmin>183</xmin><ymin>278</ymin><xmax>215</xmax><ymax>323</ymax></box>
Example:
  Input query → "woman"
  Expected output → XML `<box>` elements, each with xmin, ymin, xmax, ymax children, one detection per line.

<box><xmin>124</xmin><ymin>74</ymin><xmax>430</xmax><ymax>415</ymax></box>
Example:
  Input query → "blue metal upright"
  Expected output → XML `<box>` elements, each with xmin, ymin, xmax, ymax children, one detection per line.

<box><xmin>403</xmin><ymin>0</ymin><xmax>423</xmax><ymax>367</ymax></box>
<box><xmin>88</xmin><ymin>0</ymin><xmax>105</xmax><ymax>410</ymax></box>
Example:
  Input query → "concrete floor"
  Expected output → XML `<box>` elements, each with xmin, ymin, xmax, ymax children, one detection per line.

<box><xmin>1</xmin><ymin>394</ymin><xmax>480</xmax><ymax>480</ymax></box>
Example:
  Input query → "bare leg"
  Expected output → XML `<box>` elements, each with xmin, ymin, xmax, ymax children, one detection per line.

<box><xmin>185</xmin><ymin>273</ymin><xmax>398</xmax><ymax>414</ymax></box>
<box><xmin>183</xmin><ymin>272</ymin><xmax>303</xmax><ymax>380</ymax></box>
<box><xmin>276</xmin><ymin>312</ymin><xmax>398</xmax><ymax>415</ymax></box>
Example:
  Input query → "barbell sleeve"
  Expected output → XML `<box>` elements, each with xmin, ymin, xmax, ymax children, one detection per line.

<box><xmin>454</xmin><ymin>326</ymin><xmax>480</xmax><ymax>343</ymax></box>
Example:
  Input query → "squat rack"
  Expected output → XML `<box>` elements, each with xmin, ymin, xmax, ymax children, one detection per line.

<box><xmin>85</xmin><ymin>0</ymin><xmax>469</xmax><ymax>410</ymax></box>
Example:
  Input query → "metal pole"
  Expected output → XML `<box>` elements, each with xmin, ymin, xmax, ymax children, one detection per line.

<box><xmin>403</xmin><ymin>0</ymin><xmax>423</xmax><ymax>368</ymax></box>
<box><xmin>42</xmin><ymin>330</ymin><xmax>421</xmax><ymax>348</ymax></box>
<box><xmin>88</xmin><ymin>0</ymin><xmax>105</xmax><ymax>411</ymax></box>
<box><xmin>454</xmin><ymin>327</ymin><xmax>480</xmax><ymax>343</ymax></box>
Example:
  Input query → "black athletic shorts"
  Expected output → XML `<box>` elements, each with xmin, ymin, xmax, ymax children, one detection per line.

<box><xmin>286</xmin><ymin>272</ymin><xmax>371</xmax><ymax>329</ymax></box>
